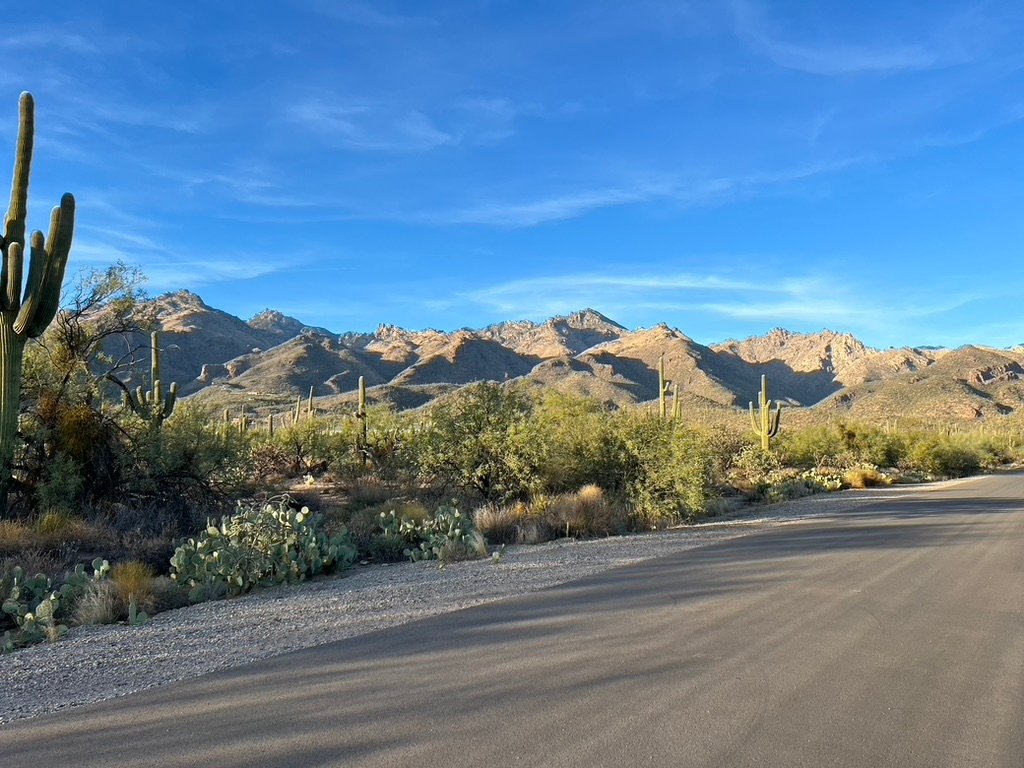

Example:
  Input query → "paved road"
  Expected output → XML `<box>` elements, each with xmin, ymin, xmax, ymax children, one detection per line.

<box><xmin>4</xmin><ymin>474</ymin><xmax>1024</xmax><ymax>767</ymax></box>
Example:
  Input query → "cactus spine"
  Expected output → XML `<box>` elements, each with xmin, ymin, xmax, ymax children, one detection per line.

<box><xmin>124</xmin><ymin>330</ymin><xmax>177</xmax><ymax>426</ymax></box>
<box><xmin>749</xmin><ymin>374</ymin><xmax>782</xmax><ymax>451</ymax></box>
<box><xmin>0</xmin><ymin>93</ymin><xmax>75</xmax><ymax>507</ymax></box>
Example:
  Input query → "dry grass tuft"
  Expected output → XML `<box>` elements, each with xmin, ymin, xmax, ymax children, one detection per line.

<box><xmin>75</xmin><ymin>580</ymin><xmax>120</xmax><ymax>625</ymax></box>
<box><xmin>843</xmin><ymin>467</ymin><xmax>890</xmax><ymax>489</ymax></box>
<box><xmin>0</xmin><ymin>520</ymin><xmax>35</xmax><ymax>554</ymax></box>
<box><xmin>111</xmin><ymin>561</ymin><xmax>156</xmax><ymax>612</ymax></box>
<box><xmin>547</xmin><ymin>485</ymin><xmax>622</xmax><ymax>538</ymax></box>
<box><xmin>437</xmin><ymin>530</ymin><xmax>488</xmax><ymax>563</ymax></box>
<box><xmin>473</xmin><ymin>503</ymin><xmax>522</xmax><ymax>545</ymax></box>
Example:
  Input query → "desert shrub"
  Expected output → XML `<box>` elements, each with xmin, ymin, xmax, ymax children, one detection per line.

<box><xmin>729</xmin><ymin>444</ymin><xmax>782</xmax><ymax>491</ymax></box>
<box><xmin>169</xmin><ymin>497</ymin><xmax>356</xmax><ymax>603</ymax></box>
<box><xmin>345</xmin><ymin>477</ymin><xmax>395</xmax><ymax>510</ymax></box>
<box><xmin>419</xmin><ymin>382</ymin><xmax>537</xmax><ymax>502</ymax></box>
<box><xmin>906</xmin><ymin>436</ymin><xmax>982</xmax><ymax>478</ymax></box>
<box><xmin>703</xmin><ymin>496</ymin><xmax>732</xmax><ymax>517</ymax></box>
<box><xmin>335</xmin><ymin>405</ymin><xmax>423</xmax><ymax>483</ymax></box>
<box><xmin>521</xmin><ymin>391</ymin><xmax>628</xmax><ymax>495</ymax></box>
<box><xmin>120</xmin><ymin>402</ymin><xmax>250</xmax><ymax>536</ymax></box>
<box><xmin>150</xmin><ymin>575</ymin><xmax>189</xmax><ymax>612</ymax></box>
<box><xmin>246</xmin><ymin>440</ymin><xmax>292</xmax><ymax>480</ymax></box>
<box><xmin>74</xmin><ymin>580</ymin><xmax>120</xmax><ymax>625</ymax></box>
<box><xmin>0</xmin><ymin>521</ymin><xmax>34</xmax><ymax>554</ymax></box>
<box><xmin>546</xmin><ymin>485</ymin><xmax>625</xmax><ymax>537</ymax></box>
<box><xmin>780</xmin><ymin>422</ymin><xmax>905</xmax><ymax>470</ymax></box>
<box><xmin>270</xmin><ymin>416</ymin><xmax>332</xmax><ymax>476</ymax></box>
<box><xmin>616</xmin><ymin>412</ymin><xmax>718</xmax><ymax>526</ymax></box>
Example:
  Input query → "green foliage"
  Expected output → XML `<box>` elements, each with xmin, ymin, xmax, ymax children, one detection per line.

<box><xmin>616</xmin><ymin>412</ymin><xmax>718</xmax><ymax>525</ymax></box>
<box><xmin>124</xmin><ymin>401</ymin><xmax>253</xmax><ymax>535</ymax></box>
<box><xmin>169</xmin><ymin>497</ymin><xmax>356</xmax><ymax>603</ymax></box>
<box><xmin>779</xmin><ymin>421</ymin><xmax>905</xmax><ymax>470</ymax></box>
<box><xmin>520</xmin><ymin>390</ymin><xmax>627</xmax><ymax>495</ymax></box>
<box><xmin>419</xmin><ymin>382</ymin><xmax>537</xmax><ymax>502</ymax></box>
<box><xmin>906</xmin><ymin>435</ymin><xmax>982</xmax><ymax>478</ymax></box>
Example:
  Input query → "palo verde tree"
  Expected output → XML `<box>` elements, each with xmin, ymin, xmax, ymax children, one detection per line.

<box><xmin>0</xmin><ymin>92</ymin><xmax>75</xmax><ymax>510</ymax></box>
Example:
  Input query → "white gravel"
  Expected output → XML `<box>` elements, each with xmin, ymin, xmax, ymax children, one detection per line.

<box><xmin>0</xmin><ymin>483</ymin><xmax>957</xmax><ymax>725</ymax></box>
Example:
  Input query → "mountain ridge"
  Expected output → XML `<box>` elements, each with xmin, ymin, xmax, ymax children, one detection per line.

<box><xmin>117</xmin><ymin>290</ymin><xmax>1024</xmax><ymax>422</ymax></box>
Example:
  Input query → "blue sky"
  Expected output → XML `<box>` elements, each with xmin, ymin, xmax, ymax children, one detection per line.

<box><xmin>4</xmin><ymin>1</ymin><xmax>1024</xmax><ymax>348</ymax></box>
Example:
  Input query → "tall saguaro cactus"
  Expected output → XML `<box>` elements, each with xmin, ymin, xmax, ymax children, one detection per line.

<box><xmin>658</xmin><ymin>354</ymin><xmax>672</xmax><ymax>420</ymax></box>
<box><xmin>749</xmin><ymin>374</ymin><xmax>782</xmax><ymax>451</ymax></box>
<box><xmin>355</xmin><ymin>375</ymin><xmax>368</xmax><ymax>462</ymax></box>
<box><xmin>124</xmin><ymin>330</ymin><xmax>177</xmax><ymax>426</ymax></box>
<box><xmin>0</xmin><ymin>93</ymin><xmax>75</xmax><ymax>508</ymax></box>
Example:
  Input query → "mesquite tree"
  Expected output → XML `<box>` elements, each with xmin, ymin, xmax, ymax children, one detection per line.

<box><xmin>0</xmin><ymin>92</ymin><xmax>75</xmax><ymax>510</ymax></box>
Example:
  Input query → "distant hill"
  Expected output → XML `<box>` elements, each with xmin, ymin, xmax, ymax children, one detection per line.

<box><xmin>110</xmin><ymin>292</ymin><xmax>1024</xmax><ymax>423</ymax></box>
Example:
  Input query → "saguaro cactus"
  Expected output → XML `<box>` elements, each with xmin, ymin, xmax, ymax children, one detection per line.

<box><xmin>658</xmin><ymin>354</ymin><xmax>672</xmax><ymax>419</ymax></box>
<box><xmin>749</xmin><ymin>374</ymin><xmax>782</xmax><ymax>451</ymax></box>
<box><xmin>356</xmin><ymin>375</ymin><xmax>368</xmax><ymax>449</ymax></box>
<box><xmin>124</xmin><ymin>330</ymin><xmax>177</xmax><ymax>426</ymax></box>
<box><xmin>0</xmin><ymin>93</ymin><xmax>75</xmax><ymax>507</ymax></box>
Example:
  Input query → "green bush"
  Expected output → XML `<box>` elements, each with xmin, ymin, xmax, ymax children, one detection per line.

<box><xmin>418</xmin><ymin>382</ymin><xmax>538</xmax><ymax>502</ymax></box>
<box><xmin>779</xmin><ymin>421</ymin><xmax>905</xmax><ymax>470</ymax></box>
<box><xmin>907</xmin><ymin>436</ymin><xmax>981</xmax><ymax>478</ymax></box>
<box><xmin>615</xmin><ymin>412</ymin><xmax>717</xmax><ymax>526</ymax></box>
<box><xmin>520</xmin><ymin>391</ymin><xmax>628</xmax><ymax>495</ymax></box>
<box><xmin>169</xmin><ymin>497</ymin><xmax>356</xmax><ymax>603</ymax></box>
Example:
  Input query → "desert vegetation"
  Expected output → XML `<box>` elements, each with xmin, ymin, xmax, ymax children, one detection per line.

<box><xmin>3</xmin><ymin>92</ymin><xmax>1022</xmax><ymax>653</ymax></box>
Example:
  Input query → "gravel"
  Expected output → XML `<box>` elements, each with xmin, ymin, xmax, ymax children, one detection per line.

<box><xmin>0</xmin><ymin>483</ymin><xmax>954</xmax><ymax>725</ymax></box>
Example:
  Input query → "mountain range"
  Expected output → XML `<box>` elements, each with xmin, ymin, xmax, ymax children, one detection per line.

<box><xmin>115</xmin><ymin>290</ymin><xmax>1024</xmax><ymax>423</ymax></box>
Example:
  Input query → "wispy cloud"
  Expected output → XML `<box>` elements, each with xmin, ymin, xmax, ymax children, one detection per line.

<box><xmin>728</xmin><ymin>0</ymin><xmax>965</xmax><ymax>76</ymax></box>
<box><xmin>425</xmin><ymin>157</ymin><xmax>869</xmax><ymax>227</ymax></box>
<box><xmin>464</xmin><ymin>269</ymin><xmax>785</xmax><ymax>319</ymax></box>
<box><xmin>0</xmin><ymin>29</ymin><xmax>101</xmax><ymax>55</ymax></box>
<box><xmin>70</xmin><ymin>195</ymin><xmax>291</xmax><ymax>293</ymax></box>
<box><xmin>288</xmin><ymin>97</ymin><xmax>454</xmax><ymax>152</ymax></box>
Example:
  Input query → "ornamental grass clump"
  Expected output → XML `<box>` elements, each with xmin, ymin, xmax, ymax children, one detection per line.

<box><xmin>548</xmin><ymin>484</ymin><xmax>623</xmax><ymax>538</ymax></box>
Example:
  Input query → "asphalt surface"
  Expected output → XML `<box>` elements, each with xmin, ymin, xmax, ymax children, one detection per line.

<box><xmin>3</xmin><ymin>473</ymin><xmax>1024</xmax><ymax>767</ymax></box>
